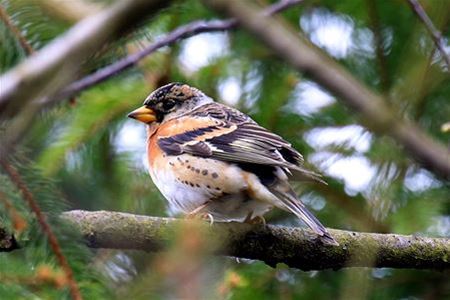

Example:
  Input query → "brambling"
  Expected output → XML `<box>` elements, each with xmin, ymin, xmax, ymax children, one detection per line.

<box><xmin>128</xmin><ymin>83</ymin><xmax>337</xmax><ymax>245</ymax></box>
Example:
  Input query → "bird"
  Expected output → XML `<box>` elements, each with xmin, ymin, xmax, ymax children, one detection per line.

<box><xmin>128</xmin><ymin>82</ymin><xmax>338</xmax><ymax>245</ymax></box>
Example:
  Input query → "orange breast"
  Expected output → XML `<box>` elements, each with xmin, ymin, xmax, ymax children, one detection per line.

<box><xmin>147</xmin><ymin>117</ymin><xmax>212</xmax><ymax>169</ymax></box>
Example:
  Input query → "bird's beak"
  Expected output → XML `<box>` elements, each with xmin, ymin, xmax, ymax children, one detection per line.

<box><xmin>127</xmin><ymin>106</ymin><xmax>157</xmax><ymax>124</ymax></box>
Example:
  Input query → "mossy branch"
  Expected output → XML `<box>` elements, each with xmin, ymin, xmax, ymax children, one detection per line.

<box><xmin>60</xmin><ymin>210</ymin><xmax>449</xmax><ymax>271</ymax></box>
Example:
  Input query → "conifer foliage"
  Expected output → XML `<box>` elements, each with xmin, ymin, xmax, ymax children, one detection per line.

<box><xmin>1</xmin><ymin>0</ymin><xmax>449</xmax><ymax>299</ymax></box>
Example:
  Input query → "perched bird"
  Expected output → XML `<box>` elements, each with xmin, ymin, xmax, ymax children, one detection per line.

<box><xmin>128</xmin><ymin>83</ymin><xmax>337</xmax><ymax>245</ymax></box>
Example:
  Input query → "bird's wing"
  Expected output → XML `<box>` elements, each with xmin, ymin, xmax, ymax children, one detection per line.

<box><xmin>157</xmin><ymin>103</ymin><xmax>321</xmax><ymax>181</ymax></box>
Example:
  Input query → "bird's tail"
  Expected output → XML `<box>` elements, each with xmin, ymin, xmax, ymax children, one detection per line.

<box><xmin>268</xmin><ymin>184</ymin><xmax>338</xmax><ymax>246</ymax></box>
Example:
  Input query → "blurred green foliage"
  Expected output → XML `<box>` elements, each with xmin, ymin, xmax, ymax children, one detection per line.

<box><xmin>1</xmin><ymin>0</ymin><xmax>449</xmax><ymax>299</ymax></box>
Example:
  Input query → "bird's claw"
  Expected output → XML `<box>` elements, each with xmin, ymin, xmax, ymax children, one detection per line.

<box><xmin>243</xmin><ymin>213</ymin><xmax>266</xmax><ymax>226</ymax></box>
<box><xmin>186</xmin><ymin>211</ymin><xmax>214</xmax><ymax>226</ymax></box>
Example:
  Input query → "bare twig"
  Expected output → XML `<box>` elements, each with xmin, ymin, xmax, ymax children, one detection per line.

<box><xmin>0</xmin><ymin>161</ymin><xmax>82</xmax><ymax>300</ymax></box>
<box><xmin>203</xmin><ymin>0</ymin><xmax>450</xmax><ymax>179</ymax></box>
<box><xmin>0</xmin><ymin>0</ymin><xmax>170</xmax><ymax>161</ymax></box>
<box><xmin>0</xmin><ymin>4</ymin><xmax>34</xmax><ymax>55</ymax></box>
<box><xmin>61</xmin><ymin>210</ymin><xmax>450</xmax><ymax>271</ymax></box>
<box><xmin>0</xmin><ymin>0</ymin><xmax>301</xmax><ymax>161</ymax></box>
<box><xmin>49</xmin><ymin>0</ymin><xmax>304</xmax><ymax>104</ymax></box>
<box><xmin>407</xmin><ymin>0</ymin><xmax>450</xmax><ymax>69</ymax></box>
<box><xmin>0</xmin><ymin>0</ymin><xmax>170</xmax><ymax>118</ymax></box>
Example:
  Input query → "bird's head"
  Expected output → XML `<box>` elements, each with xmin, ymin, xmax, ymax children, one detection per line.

<box><xmin>127</xmin><ymin>82</ymin><xmax>213</xmax><ymax>124</ymax></box>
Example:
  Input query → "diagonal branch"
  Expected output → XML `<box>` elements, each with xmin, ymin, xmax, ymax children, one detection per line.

<box><xmin>0</xmin><ymin>0</ymin><xmax>170</xmax><ymax>119</ymax></box>
<box><xmin>61</xmin><ymin>210</ymin><xmax>450</xmax><ymax>271</ymax></box>
<box><xmin>0</xmin><ymin>0</ymin><xmax>170</xmax><ymax>161</ymax></box>
<box><xmin>0</xmin><ymin>0</ymin><xmax>300</xmax><ymax>161</ymax></box>
<box><xmin>0</xmin><ymin>161</ymin><xmax>81</xmax><ymax>300</ymax></box>
<box><xmin>407</xmin><ymin>0</ymin><xmax>450</xmax><ymax>69</ymax></box>
<box><xmin>47</xmin><ymin>0</ymin><xmax>304</xmax><ymax>105</ymax></box>
<box><xmin>203</xmin><ymin>0</ymin><xmax>450</xmax><ymax>180</ymax></box>
<box><xmin>0</xmin><ymin>4</ymin><xmax>34</xmax><ymax>55</ymax></box>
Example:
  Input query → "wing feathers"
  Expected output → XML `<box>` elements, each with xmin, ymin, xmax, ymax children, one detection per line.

<box><xmin>157</xmin><ymin>103</ymin><xmax>320</xmax><ymax>182</ymax></box>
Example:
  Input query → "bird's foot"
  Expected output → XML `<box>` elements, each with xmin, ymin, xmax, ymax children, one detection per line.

<box><xmin>186</xmin><ymin>205</ymin><xmax>214</xmax><ymax>226</ymax></box>
<box><xmin>243</xmin><ymin>213</ymin><xmax>266</xmax><ymax>226</ymax></box>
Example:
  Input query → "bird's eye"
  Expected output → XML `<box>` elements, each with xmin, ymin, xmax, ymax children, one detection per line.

<box><xmin>163</xmin><ymin>100</ymin><xmax>176</xmax><ymax>110</ymax></box>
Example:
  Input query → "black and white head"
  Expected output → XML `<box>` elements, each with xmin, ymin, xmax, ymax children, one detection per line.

<box><xmin>127</xmin><ymin>82</ymin><xmax>213</xmax><ymax>124</ymax></box>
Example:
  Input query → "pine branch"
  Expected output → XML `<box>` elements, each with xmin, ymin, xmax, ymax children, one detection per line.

<box><xmin>0</xmin><ymin>4</ymin><xmax>34</xmax><ymax>55</ymax></box>
<box><xmin>0</xmin><ymin>161</ymin><xmax>82</xmax><ymax>300</ymax></box>
<box><xmin>407</xmin><ymin>0</ymin><xmax>450</xmax><ymax>69</ymax></box>
<box><xmin>44</xmin><ymin>0</ymin><xmax>304</xmax><ymax>106</ymax></box>
<box><xmin>203</xmin><ymin>0</ymin><xmax>450</xmax><ymax>180</ymax></box>
<box><xmin>0</xmin><ymin>0</ymin><xmax>300</xmax><ymax>161</ymax></box>
<box><xmin>60</xmin><ymin>210</ymin><xmax>450</xmax><ymax>271</ymax></box>
<box><xmin>0</xmin><ymin>189</ymin><xmax>27</xmax><ymax>236</ymax></box>
<box><xmin>0</xmin><ymin>0</ymin><xmax>170</xmax><ymax>160</ymax></box>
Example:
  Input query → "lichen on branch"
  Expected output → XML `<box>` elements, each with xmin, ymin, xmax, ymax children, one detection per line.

<box><xmin>61</xmin><ymin>210</ymin><xmax>450</xmax><ymax>271</ymax></box>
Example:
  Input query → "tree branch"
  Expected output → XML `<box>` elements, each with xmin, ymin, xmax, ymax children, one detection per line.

<box><xmin>0</xmin><ymin>0</ymin><xmax>169</xmax><ymax>119</ymax></box>
<box><xmin>1</xmin><ymin>161</ymin><xmax>81</xmax><ymax>300</ymax></box>
<box><xmin>0</xmin><ymin>0</ymin><xmax>170</xmax><ymax>161</ymax></box>
<box><xmin>61</xmin><ymin>210</ymin><xmax>450</xmax><ymax>271</ymax></box>
<box><xmin>203</xmin><ymin>0</ymin><xmax>450</xmax><ymax>180</ymax></box>
<box><xmin>0</xmin><ymin>0</ymin><xmax>300</xmax><ymax>159</ymax></box>
<box><xmin>0</xmin><ymin>4</ymin><xmax>34</xmax><ymax>55</ymax></box>
<box><xmin>45</xmin><ymin>0</ymin><xmax>304</xmax><ymax>106</ymax></box>
<box><xmin>407</xmin><ymin>0</ymin><xmax>450</xmax><ymax>69</ymax></box>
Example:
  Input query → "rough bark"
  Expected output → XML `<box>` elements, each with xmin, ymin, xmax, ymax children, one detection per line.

<box><xmin>60</xmin><ymin>210</ymin><xmax>450</xmax><ymax>271</ymax></box>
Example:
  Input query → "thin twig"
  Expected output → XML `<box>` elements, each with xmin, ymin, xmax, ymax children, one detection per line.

<box><xmin>407</xmin><ymin>0</ymin><xmax>450</xmax><ymax>69</ymax></box>
<box><xmin>0</xmin><ymin>3</ymin><xmax>77</xmax><ymax>105</ymax></box>
<box><xmin>0</xmin><ymin>0</ymin><xmax>170</xmax><ymax>164</ymax></box>
<box><xmin>0</xmin><ymin>161</ymin><xmax>82</xmax><ymax>300</ymax></box>
<box><xmin>51</xmin><ymin>0</ymin><xmax>304</xmax><ymax>103</ymax></box>
<box><xmin>0</xmin><ymin>4</ymin><xmax>34</xmax><ymax>55</ymax></box>
<box><xmin>0</xmin><ymin>0</ymin><xmax>170</xmax><ymax>116</ymax></box>
<box><xmin>204</xmin><ymin>0</ymin><xmax>450</xmax><ymax>179</ymax></box>
<box><xmin>414</xmin><ymin>18</ymin><xmax>450</xmax><ymax>121</ymax></box>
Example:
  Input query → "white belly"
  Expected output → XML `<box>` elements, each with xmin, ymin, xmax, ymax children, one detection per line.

<box><xmin>147</xmin><ymin>154</ymin><xmax>273</xmax><ymax>221</ymax></box>
<box><xmin>149</xmin><ymin>164</ymin><xmax>210</xmax><ymax>214</ymax></box>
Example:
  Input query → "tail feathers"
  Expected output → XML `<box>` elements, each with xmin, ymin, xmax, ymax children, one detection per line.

<box><xmin>293</xmin><ymin>203</ymin><xmax>338</xmax><ymax>246</ymax></box>
<box><xmin>290</xmin><ymin>167</ymin><xmax>327</xmax><ymax>185</ymax></box>
<box><xmin>269</xmin><ymin>186</ymin><xmax>339</xmax><ymax>246</ymax></box>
